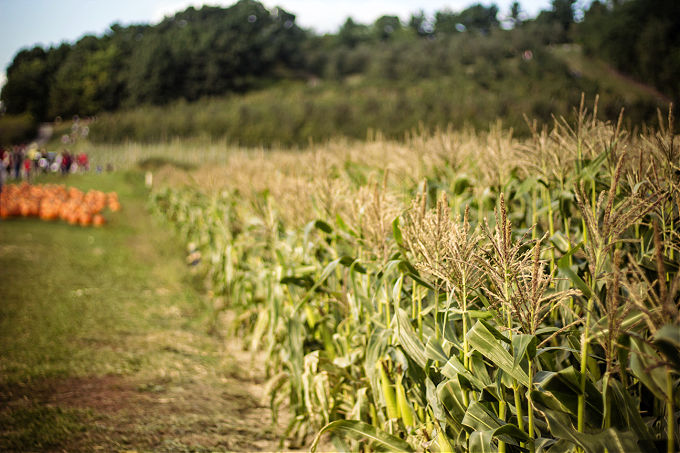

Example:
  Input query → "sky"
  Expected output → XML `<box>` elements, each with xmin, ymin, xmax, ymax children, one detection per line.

<box><xmin>0</xmin><ymin>0</ymin><xmax>555</xmax><ymax>89</ymax></box>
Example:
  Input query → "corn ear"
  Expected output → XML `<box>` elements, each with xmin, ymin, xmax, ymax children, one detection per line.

<box><xmin>380</xmin><ymin>361</ymin><xmax>399</xmax><ymax>420</ymax></box>
<box><xmin>395</xmin><ymin>374</ymin><xmax>415</xmax><ymax>427</ymax></box>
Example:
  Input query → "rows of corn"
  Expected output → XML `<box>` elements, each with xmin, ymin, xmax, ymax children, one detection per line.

<box><xmin>149</xmin><ymin>101</ymin><xmax>679</xmax><ymax>453</ymax></box>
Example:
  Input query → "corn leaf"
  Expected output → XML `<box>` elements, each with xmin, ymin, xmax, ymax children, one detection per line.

<box><xmin>629</xmin><ymin>337</ymin><xmax>668</xmax><ymax>401</ymax></box>
<box><xmin>653</xmin><ymin>324</ymin><xmax>680</xmax><ymax>372</ymax></box>
<box><xmin>557</xmin><ymin>242</ymin><xmax>591</xmax><ymax>299</ymax></box>
<box><xmin>462</xmin><ymin>401</ymin><xmax>530</xmax><ymax>447</ymax></box>
<box><xmin>395</xmin><ymin>308</ymin><xmax>427</xmax><ymax>368</ymax></box>
<box><xmin>441</xmin><ymin>355</ymin><xmax>489</xmax><ymax>392</ymax></box>
<box><xmin>438</xmin><ymin>377</ymin><xmax>467</xmax><ymax>421</ymax></box>
<box><xmin>310</xmin><ymin>420</ymin><xmax>412</xmax><ymax>453</ymax></box>
<box><xmin>467</xmin><ymin>321</ymin><xmax>530</xmax><ymax>387</ymax></box>
<box><xmin>532</xmin><ymin>367</ymin><xmax>603</xmax><ymax>427</ymax></box>
<box><xmin>543</xmin><ymin>410</ymin><xmax>640</xmax><ymax>453</ymax></box>
<box><xmin>512</xmin><ymin>334</ymin><xmax>537</xmax><ymax>367</ymax></box>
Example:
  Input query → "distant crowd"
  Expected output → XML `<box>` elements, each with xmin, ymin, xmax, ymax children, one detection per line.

<box><xmin>0</xmin><ymin>144</ymin><xmax>89</xmax><ymax>191</ymax></box>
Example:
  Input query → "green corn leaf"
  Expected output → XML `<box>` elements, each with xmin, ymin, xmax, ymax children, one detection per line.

<box><xmin>467</xmin><ymin>321</ymin><xmax>530</xmax><ymax>387</ymax></box>
<box><xmin>629</xmin><ymin>337</ymin><xmax>668</xmax><ymax>401</ymax></box>
<box><xmin>468</xmin><ymin>430</ymin><xmax>495</xmax><ymax>453</ymax></box>
<box><xmin>293</xmin><ymin>257</ymin><xmax>344</xmax><ymax>313</ymax></box>
<box><xmin>335</xmin><ymin>213</ymin><xmax>358</xmax><ymax>237</ymax></box>
<box><xmin>441</xmin><ymin>355</ymin><xmax>489</xmax><ymax>392</ymax></box>
<box><xmin>550</xmin><ymin>231</ymin><xmax>571</xmax><ymax>254</ymax></box>
<box><xmin>608</xmin><ymin>380</ymin><xmax>656</xmax><ymax>444</ymax></box>
<box><xmin>480</xmin><ymin>319</ymin><xmax>511</xmax><ymax>344</ymax></box>
<box><xmin>331</xmin><ymin>436</ymin><xmax>351</xmax><ymax>453</ymax></box>
<box><xmin>444</xmin><ymin>307</ymin><xmax>493</xmax><ymax>319</ymax></box>
<box><xmin>339</xmin><ymin>255</ymin><xmax>366</xmax><ymax>273</ymax></box>
<box><xmin>588</xmin><ymin>309</ymin><xmax>644</xmax><ymax>342</ymax></box>
<box><xmin>531</xmin><ymin>388</ymin><xmax>575</xmax><ymax>417</ymax></box>
<box><xmin>392</xmin><ymin>216</ymin><xmax>404</xmax><ymax>247</ymax></box>
<box><xmin>314</xmin><ymin>219</ymin><xmax>333</xmax><ymax>234</ymax></box>
<box><xmin>438</xmin><ymin>377</ymin><xmax>467</xmax><ymax>421</ymax></box>
<box><xmin>532</xmin><ymin>367</ymin><xmax>603</xmax><ymax>427</ymax></box>
<box><xmin>453</xmin><ymin>174</ymin><xmax>472</xmax><ymax>195</ymax></box>
<box><xmin>405</xmin><ymin>269</ymin><xmax>434</xmax><ymax>290</ymax></box>
<box><xmin>434</xmin><ymin>421</ymin><xmax>454</xmax><ymax>453</ymax></box>
<box><xmin>653</xmin><ymin>324</ymin><xmax>680</xmax><ymax>372</ymax></box>
<box><xmin>469</xmin><ymin>353</ymin><xmax>494</xmax><ymax>388</ymax></box>
<box><xmin>427</xmin><ymin>378</ymin><xmax>447</xmax><ymax>423</ymax></box>
<box><xmin>365</xmin><ymin>328</ymin><xmax>391</xmax><ymax>406</ymax></box>
<box><xmin>310</xmin><ymin>420</ymin><xmax>413</xmax><ymax>453</ymax></box>
<box><xmin>556</xmin><ymin>242</ymin><xmax>591</xmax><ymax>299</ymax></box>
<box><xmin>280</xmin><ymin>275</ymin><xmax>315</xmax><ymax>288</ymax></box>
<box><xmin>395</xmin><ymin>308</ymin><xmax>427</xmax><ymax>368</ymax></box>
<box><xmin>425</xmin><ymin>336</ymin><xmax>449</xmax><ymax>364</ymax></box>
<box><xmin>512</xmin><ymin>334</ymin><xmax>537</xmax><ymax>367</ymax></box>
<box><xmin>462</xmin><ymin>401</ymin><xmax>530</xmax><ymax>447</ymax></box>
<box><xmin>578</xmin><ymin>149</ymin><xmax>609</xmax><ymax>181</ymax></box>
<box><xmin>392</xmin><ymin>273</ymin><xmax>404</xmax><ymax>307</ymax></box>
<box><xmin>543</xmin><ymin>410</ymin><xmax>640</xmax><ymax>453</ymax></box>
<box><xmin>348</xmin><ymin>259</ymin><xmax>367</xmax><ymax>275</ymax></box>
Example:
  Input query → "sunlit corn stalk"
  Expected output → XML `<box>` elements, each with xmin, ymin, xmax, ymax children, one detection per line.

<box><xmin>480</xmin><ymin>193</ymin><xmax>533</xmax><ymax>450</ymax></box>
<box><xmin>574</xmin><ymin>155</ymin><xmax>662</xmax><ymax>436</ymax></box>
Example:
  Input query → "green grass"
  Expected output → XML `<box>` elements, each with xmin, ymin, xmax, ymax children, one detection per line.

<box><xmin>0</xmin><ymin>172</ymin><xmax>205</xmax><ymax>384</ymax></box>
<box><xmin>0</xmin><ymin>171</ymin><xmax>286</xmax><ymax>451</ymax></box>
<box><xmin>0</xmin><ymin>404</ymin><xmax>88</xmax><ymax>450</ymax></box>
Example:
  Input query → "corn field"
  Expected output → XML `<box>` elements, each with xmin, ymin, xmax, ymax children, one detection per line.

<box><xmin>148</xmin><ymin>100</ymin><xmax>679</xmax><ymax>453</ymax></box>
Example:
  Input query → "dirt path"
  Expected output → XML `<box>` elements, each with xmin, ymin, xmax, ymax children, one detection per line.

<box><xmin>0</xmin><ymin>172</ymin><xmax>291</xmax><ymax>452</ymax></box>
<box><xmin>1</xmin><ymin>339</ymin><xmax>284</xmax><ymax>452</ymax></box>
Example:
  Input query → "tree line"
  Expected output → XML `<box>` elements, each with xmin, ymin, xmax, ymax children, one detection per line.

<box><xmin>0</xmin><ymin>0</ymin><xmax>676</xmax><ymax>124</ymax></box>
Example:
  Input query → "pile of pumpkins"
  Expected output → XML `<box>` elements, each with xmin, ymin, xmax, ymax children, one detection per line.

<box><xmin>0</xmin><ymin>183</ymin><xmax>120</xmax><ymax>227</ymax></box>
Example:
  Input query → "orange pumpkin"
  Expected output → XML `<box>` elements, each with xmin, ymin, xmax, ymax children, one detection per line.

<box><xmin>92</xmin><ymin>214</ymin><xmax>106</xmax><ymax>227</ymax></box>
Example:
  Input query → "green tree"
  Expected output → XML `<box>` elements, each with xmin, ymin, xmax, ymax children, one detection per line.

<box><xmin>510</xmin><ymin>1</ymin><xmax>522</xmax><ymax>27</ymax></box>
<box><xmin>373</xmin><ymin>15</ymin><xmax>401</xmax><ymax>41</ymax></box>
<box><xmin>408</xmin><ymin>10</ymin><xmax>433</xmax><ymax>38</ymax></box>
<box><xmin>338</xmin><ymin>18</ymin><xmax>370</xmax><ymax>48</ymax></box>
<box><xmin>48</xmin><ymin>36</ymin><xmax>121</xmax><ymax>117</ymax></box>
<box><xmin>434</xmin><ymin>9</ymin><xmax>460</xmax><ymax>35</ymax></box>
<box><xmin>551</xmin><ymin>0</ymin><xmax>576</xmax><ymax>34</ymax></box>
<box><xmin>458</xmin><ymin>3</ymin><xmax>500</xmax><ymax>34</ymax></box>
<box><xmin>1</xmin><ymin>47</ymin><xmax>50</xmax><ymax>119</ymax></box>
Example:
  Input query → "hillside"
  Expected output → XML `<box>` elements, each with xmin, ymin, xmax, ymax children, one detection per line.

<box><xmin>1</xmin><ymin>0</ymin><xmax>677</xmax><ymax>147</ymax></box>
<box><xmin>85</xmin><ymin>44</ymin><xmax>665</xmax><ymax>147</ymax></box>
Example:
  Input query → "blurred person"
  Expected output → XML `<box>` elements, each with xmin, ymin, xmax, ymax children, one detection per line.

<box><xmin>0</xmin><ymin>149</ymin><xmax>7</xmax><ymax>195</ymax></box>
<box><xmin>12</xmin><ymin>146</ymin><xmax>24</xmax><ymax>180</ymax></box>
<box><xmin>27</xmin><ymin>145</ymin><xmax>38</xmax><ymax>170</ymax></box>
<box><xmin>53</xmin><ymin>152</ymin><xmax>63</xmax><ymax>173</ymax></box>
<box><xmin>38</xmin><ymin>155</ymin><xmax>49</xmax><ymax>174</ymax></box>
<box><xmin>23</xmin><ymin>155</ymin><xmax>31</xmax><ymax>180</ymax></box>
<box><xmin>76</xmin><ymin>152</ymin><xmax>89</xmax><ymax>171</ymax></box>
<box><xmin>0</xmin><ymin>148</ymin><xmax>9</xmax><ymax>175</ymax></box>
<box><xmin>61</xmin><ymin>151</ymin><xmax>71</xmax><ymax>175</ymax></box>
